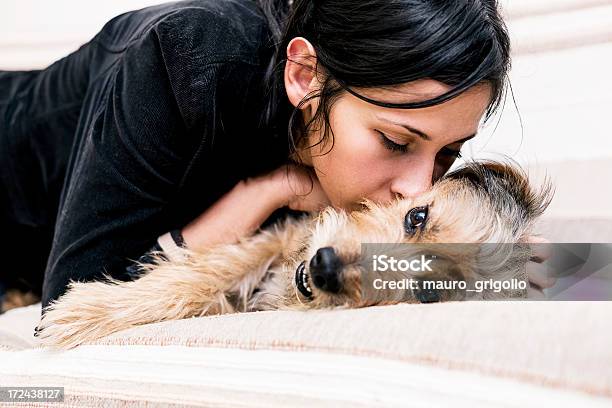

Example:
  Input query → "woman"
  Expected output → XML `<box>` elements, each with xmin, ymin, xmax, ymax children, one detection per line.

<box><xmin>0</xmin><ymin>0</ymin><xmax>551</xmax><ymax>312</ymax></box>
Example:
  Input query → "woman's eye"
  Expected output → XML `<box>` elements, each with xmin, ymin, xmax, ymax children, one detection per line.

<box><xmin>404</xmin><ymin>205</ymin><xmax>429</xmax><ymax>234</ymax></box>
<box><xmin>376</xmin><ymin>131</ymin><xmax>409</xmax><ymax>153</ymax></box>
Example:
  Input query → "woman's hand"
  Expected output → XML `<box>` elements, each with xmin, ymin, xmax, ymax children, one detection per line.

<box><xmin>525</xmin><ymin>235</ymin><xmax>556</xmax><ymax>298</ymax></box>
<box><xmin>181</xmin><ymin>170</ymin><xmax>292</xmax><ymax>252</ymax></box>
<box><xmin>272</xmin><ymin>163</ymin><xmax>332</xmax><ymax>212</ymax></box>
<box><xmin>180</xmin><ymin>164</ymin><xmax>331</xmax><ymax>252</ymax></box>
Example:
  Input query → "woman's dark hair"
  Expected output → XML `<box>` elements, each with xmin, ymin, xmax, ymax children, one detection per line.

<box><xmin>256</xmin><ymin>0</ymin><xmax>511</xmax><ymax>164</ymax></box>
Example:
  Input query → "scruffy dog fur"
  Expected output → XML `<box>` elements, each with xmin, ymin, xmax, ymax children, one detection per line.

<box><xmin>37</xmin><ymin>160</ymin><xmax>553</xmax><ymax>348</ymax></box>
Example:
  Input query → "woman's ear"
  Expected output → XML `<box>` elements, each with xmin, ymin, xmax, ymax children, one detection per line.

<box><xmin>284</xmin><ymin>37</ymin><xmax>320</xmax><ymax>109</ymax></box>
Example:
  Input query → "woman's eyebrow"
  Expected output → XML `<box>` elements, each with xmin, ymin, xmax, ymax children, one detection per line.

<box><xmin>375</xmin><ymin>115</ymin><xmax>476</xmax><ymax>143</ymax></box>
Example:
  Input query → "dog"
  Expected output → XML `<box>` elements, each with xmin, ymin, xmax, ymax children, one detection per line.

<box><xmin>36</xmin><ymin>160</ymin><xmax>553</xmax><ymax>348</ymax></box>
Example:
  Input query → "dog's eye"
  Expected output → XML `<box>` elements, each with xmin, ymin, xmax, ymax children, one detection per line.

<box><xmin>415</xmin><ymin>287</ymin><xmax>441</xmax><ymax>303</ymax></box>
<box><xmin>404</xmin><ymin>205</ymin><xmax>428</xmax><ymax>234</ymax></box>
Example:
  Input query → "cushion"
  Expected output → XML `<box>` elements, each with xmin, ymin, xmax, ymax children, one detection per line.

<box><xmin>1</xmin><ymin>301</ymin><xmax>611</xmax><ymax>407</ymax></box>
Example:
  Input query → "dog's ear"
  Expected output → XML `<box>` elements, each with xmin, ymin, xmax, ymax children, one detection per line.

<box><xmin>445</xmin><ymin>159</ymin><xmax>554</xmax><ymax>223</ymax></box>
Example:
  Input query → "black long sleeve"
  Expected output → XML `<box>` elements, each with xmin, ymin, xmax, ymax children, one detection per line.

<box><xmin>0</xmin><ymin>1</ymin><xmax>292</xmax><ymax>309</ymax></box>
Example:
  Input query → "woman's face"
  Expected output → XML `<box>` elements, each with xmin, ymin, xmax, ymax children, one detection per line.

<box><xmin>284</xmin><ymin>37</ymin><xmax>492</xmax><ymax>212</ymax></box>
<box><xmin>299</xmin><ymin>81</ymin><xmax>492</xmax><ymax>211</ymax></box>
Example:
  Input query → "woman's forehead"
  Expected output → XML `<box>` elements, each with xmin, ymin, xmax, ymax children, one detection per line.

<box><xmin>356</xmin><ymin>79</ymin><xmax>453</xmax><ymax>102</ymax></box>
<box><xmin>339</xmin><ymin>82</ymin><xmax>490</xmax><ymax>143</ymax></box>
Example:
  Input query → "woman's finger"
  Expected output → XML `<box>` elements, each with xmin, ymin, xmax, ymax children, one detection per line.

<box><xmin>284</xmin><ymin>164</ymin><xmax>332</xmax><ymax>212</ymax></box>
<box><xmin>526</xmin><ymin>260</ymin><xmax>557</xmax><ymax>289</ymax></box>
<box><xmin>525</xmin><ymin>235</ymin><xmax>553</xmax><ymax>263</ymax></box>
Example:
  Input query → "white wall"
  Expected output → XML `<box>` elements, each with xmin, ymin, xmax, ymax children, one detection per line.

<box><xmin>0</xmin><ymin>0</ymin><xmax>165</xmax><ymax>70</ymax></box>
<box><xmin>468</xmin><ymin>0</ymin><xmax>612</xmax><ymax>165</ymax></box>
<box><xmin>466</xmin><ymin>1</ymin><xmax>612</xmax><ymax>218</ymax></box>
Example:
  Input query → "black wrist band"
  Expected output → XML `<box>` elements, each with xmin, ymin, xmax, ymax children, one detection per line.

<box><xmin>170</xmin><ymin>228</ymin><xmax>186</xmax><ymax>248</ymax></box>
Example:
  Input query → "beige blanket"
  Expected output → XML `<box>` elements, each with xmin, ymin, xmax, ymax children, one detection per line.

<box><xmin>0</xmin><ymin>301</ymin><xmax>611</xmax><ymax>407</ymax></box>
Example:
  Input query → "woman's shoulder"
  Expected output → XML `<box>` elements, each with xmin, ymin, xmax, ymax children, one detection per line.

<box><xmin>157</xmin><ymin>0</ymin><xmax>273</xmax><ymax>64</ymax></box>
<box><xmin>97</xmin><ymin>0</ymin><xmax>273</xmax><ymax>65</ymax></box>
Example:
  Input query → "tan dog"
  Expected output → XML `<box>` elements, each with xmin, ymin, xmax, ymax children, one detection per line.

<box><xmin>36</xmin><ymin>160</ymin><xmax>553</xmax><ymax>348</ymax></box>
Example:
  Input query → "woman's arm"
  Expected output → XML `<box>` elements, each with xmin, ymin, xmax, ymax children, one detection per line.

<box><xmin>121</xmin><ymin>174</ymin><xmax>281</xmax><ymax>277</ymax></box>
<box><xmin>182</xmin><ymin>164</ymin><xmax>329</xmax><ymax>252</ymax></box>
<box><xmin>124</xmin><ymin>163</ymin><xmax>330</xmax><ymax>277</ymax></box>
<box><xmin>181</xmin><ymin>171</ymin><xmax>286</xmax><ymax>252</ymax></box>
<box><xmin>129</xmin><ymin>164</ymin><xmax>326</xmax><ymax>260</ymax></box>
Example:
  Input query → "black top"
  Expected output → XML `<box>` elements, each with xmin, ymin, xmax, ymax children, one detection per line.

<box><xmin>0</xmin><ymin>0</ymin><xmax>301</xmax><ymax>309</ymax></box>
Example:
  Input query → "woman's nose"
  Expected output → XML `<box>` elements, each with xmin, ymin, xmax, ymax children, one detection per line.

<box><xmin>390</xmin><ymin>162</ymin><xmax>434</xmax><ymax>200</ymax></box>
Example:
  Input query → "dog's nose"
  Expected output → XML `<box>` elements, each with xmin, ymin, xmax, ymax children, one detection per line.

<box><xmin>309</xmin><ymin>246</ymin><xmax>343</xmax><ymax>293</ymax></box>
